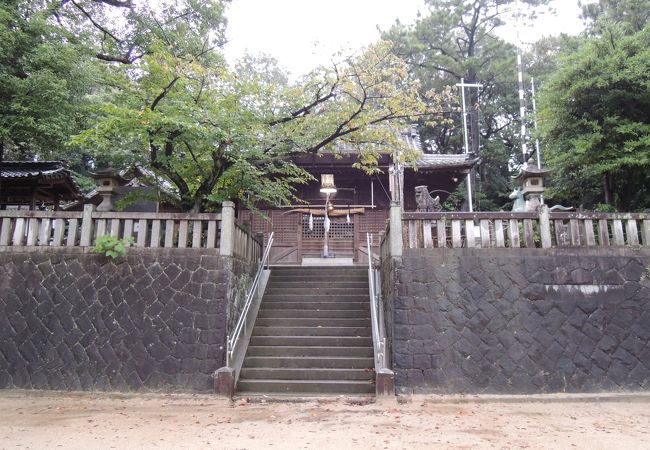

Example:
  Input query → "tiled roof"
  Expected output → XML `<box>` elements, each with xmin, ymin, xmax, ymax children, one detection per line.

<box><xmin>0</xmin><ymin>161</ymin><xmax>83</xmax><ymax>200</ymax></box>
<box><xmin>414</xmin><ymin>153</ymin><xmax>480</xmax><ymax>170</ymax></box>
<box><xmin>0</xmin><ymin>161</ymin><xmax>69</xmax><ymax>179</ymax></box>
<box><xmin>333</xmin><ymin>127</ymin><xmax>423</xmax><ymax>154</ymax></box>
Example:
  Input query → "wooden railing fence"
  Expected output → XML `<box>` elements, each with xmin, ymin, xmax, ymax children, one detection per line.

<box><xmin>0</xmin><ymin>201</ymin><xmax>262</xmax><ymax>263</ymax></box>
<box><xmin>402</xmin><ymin>209</ymin><xmax>650</xmax><ymax>249</ymax></box>
<box><xmin>233</xmin><ymin>223</ymin><xmax>262</xmax><ymax>262</ymax></box>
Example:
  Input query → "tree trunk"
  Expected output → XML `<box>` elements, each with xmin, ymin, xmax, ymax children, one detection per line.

<box><xmin>603</xmin><ymin>172</ymin><xmax>614</xmax><ymax>205</ymax></box>
<box><xmin>468</xmin><ymin>89</ymin><xmax>480</xmax><ymax>157</ymax></box>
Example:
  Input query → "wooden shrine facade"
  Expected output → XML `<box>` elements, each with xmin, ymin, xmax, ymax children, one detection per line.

<box><xmin>239</xmin><ymin>151</ymin><xmax>479</xmax><ymax>265</ymax></box>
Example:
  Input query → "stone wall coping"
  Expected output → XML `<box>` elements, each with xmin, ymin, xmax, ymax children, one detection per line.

<box><xmin>404</xmin><ymin>247</ymin><xmax>650</xmax><ymax>258</ymax></box>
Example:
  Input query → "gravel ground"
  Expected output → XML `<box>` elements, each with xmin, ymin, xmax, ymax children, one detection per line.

<box><xmin>1</xmin><ymin>390</ymin><xmax>649</xmax><ymax>449</ymax></box>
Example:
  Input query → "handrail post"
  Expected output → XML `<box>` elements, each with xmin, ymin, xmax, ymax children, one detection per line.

<box><xmin>367</xmin><ymin>232</ymin><xmax>395</xmax><ymax>397</ymax></box>
<box><xmin>389</xmin><ymin>201</ymin><xmax>403</xmax><ymax>257</ymax></box>
<box><xmin>215</xmin><ymin>232</ymin><xmax>274</xmax><ymax>398</ymax></box>
<box><xmin>219</xmin><ymin>201</ymin><xmax>235</xmax><ymax>257</ymax></box>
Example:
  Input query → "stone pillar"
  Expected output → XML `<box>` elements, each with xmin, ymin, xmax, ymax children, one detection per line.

<box><xmin>80</xmin><ymin>204</ymin><xmax>96</xmax><ymax>247</ymax></box>
<box><xmin>219</xmin><ymin>201</ymin><xmax>235</xmax><ymax>257</ymax></box>
<box><xmin>539</xmin><ymin>205</ymin><xmax>552</xmax><ymax>248</ymax></box>
<box><xmin>389</xmin><ymin>201</ymin><xmax>403</xmax><ymax>257</ymax></box>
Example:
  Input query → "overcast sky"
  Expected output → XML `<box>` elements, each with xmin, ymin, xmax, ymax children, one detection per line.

<box><xmin>223</xmin><ymin>0</ymin><xmax>586</xmax><ymax>78</ymax></box>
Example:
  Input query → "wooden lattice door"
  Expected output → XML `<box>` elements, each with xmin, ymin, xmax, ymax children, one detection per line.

<box><xmin>301</xmin><ymin>214</ymin><xmax>354</xmax><ymax>260</ymax></box>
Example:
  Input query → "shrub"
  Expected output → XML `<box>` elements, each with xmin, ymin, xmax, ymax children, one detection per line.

<box><xmin>92</xmin><ymin>235</ymin><xmax>134</xmax><ymax>259</ymax></box>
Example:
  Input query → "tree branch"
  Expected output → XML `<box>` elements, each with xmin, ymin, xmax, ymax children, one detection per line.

<box><xmin>92</xmin><ymin>0</ymin><xmax>133</xmax><ymax>7</ymax></box>
<box><xmin>96</xmin><ymin>53</ymin><xmax>132</xmax><ymax>64</ymax></box>
<box><xmin>151</xmin><ymin>77</ymin><xmax>180</xmax><ymax>111</ymax></box>
<box><xmin>70</xmin><ymin>0</ymin><xmax>123</xmax><ymax>44</ymax></box>
<box><xmin>269</xmin><ymin>66</ymin><xmax>340</xmax><ymax>126</ymax></box>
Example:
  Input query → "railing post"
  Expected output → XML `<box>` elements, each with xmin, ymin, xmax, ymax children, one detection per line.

<box><xmin>80</xmin><ymin>204</ymin><xmax>96</xmax><ymax>247</ymax></box>
<box><xmin>539</xmin><ymin>205</ymin><xmax>552</xmax><ymax>248</ymax></box>
<box><xmin>219</xmin><ymin>201</ymin><xmax>235</xmax><ymax>256</ymax></box>
<box><xmin>389</xmin><ymin>201</ymin><xmax>403</xmax><ymax>257</ymax></box>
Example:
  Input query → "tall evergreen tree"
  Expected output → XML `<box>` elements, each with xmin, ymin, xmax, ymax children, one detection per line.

<box><xmin>539</xmin><ymin>12</ymin><xmax>650</xmax><ymax>211</ymax></box>
<box><xmin>383</xmin><ymin>0</ymin><xmax>550</xmax><ymax>210</ymax></box>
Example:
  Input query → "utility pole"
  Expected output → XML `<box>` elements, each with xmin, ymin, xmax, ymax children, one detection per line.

<box><xmin>456</xmin><ymin>78</ymin><xmax>483</xmax><ymax>213</ymax></box>
<box><xmin>531</xmin><ymin>77</ymin><xmax>541</xmax><ymax>169</ymax></box>
<box><xmin>515</xmin><ymin>0</ymin><xmax>528</xmax><ymax>166</ymax></box>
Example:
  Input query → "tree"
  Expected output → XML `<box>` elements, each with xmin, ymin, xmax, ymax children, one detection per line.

<box><xmin>0</xmin><ymin>0</ymin><xmax>96</xmax><ymax>162</ymax></box>
<box><xmin>74</xmin><ymin>38</ymin><xmax>448</xmax><ymax>211</ymax></box>
<box><xmin>2</xmin><ymin>0</ymin><xmax>450</xmax><ymax>211</ymax></box>
<box><xmin>538</xmin><ymin>25</ymin><xmax>650</xmax><ymax>211</ymax></box>
<box><xmin>383</xmin><ymin>0</ymin><xmax>550</xmax><ymax>210</ymax></box>
<box><xmin>580</xmin><ymin>0</ymin><xmax>650</xmax><ymax>34</ymax></box>
<box><xmin>58</xmin><ymin>0</ymin><xmax>447</xmax><ymax>211</ymax></box>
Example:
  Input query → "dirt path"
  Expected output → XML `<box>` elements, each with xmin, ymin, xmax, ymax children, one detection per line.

<box><xmin>1</xmin><ymin>390</ymin><xmax>649</xmax><ymax>449</ymax></box>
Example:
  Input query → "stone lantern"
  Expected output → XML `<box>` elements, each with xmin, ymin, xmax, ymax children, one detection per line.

<box><xmin>513</xmin><ymin>157</ymin><xmax>551</xmax><ymax>212</ymax></box>
<box><xmin>90</xmin><ymin>168</ymin><xmax>129</xmax><ymax>212</ymax></box>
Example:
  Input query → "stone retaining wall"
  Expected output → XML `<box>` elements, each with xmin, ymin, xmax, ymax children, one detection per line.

<box><xmin>387</xmin><ymin>248</ymin><xmax>650</xmax><ymax>395</ymax></box>
<box><xmin>0</xmin><ymin>248</ymin><xmax>254</xmax><ymax>392</ymax></box>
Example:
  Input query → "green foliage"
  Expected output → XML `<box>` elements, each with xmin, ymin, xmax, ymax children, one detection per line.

<box><xmin>3</xmin><ymin>0</ymin><xmax>445</xmax><ymax>212</ymax></box>
<box><xmin>383</xmin><ymin>0</ymin><xmax>551</xmax><ymax>211</ymax></box>
<box><xmin>72</xmin><ymin>35</ymin><xmax>447</xmax><ymax>211</ymax></box>
<box><xmin>594</xmin><ymin>203</ymin><xmax>617</xmax><ymax>213</ymax></box>
<box><xmin>92</xmin><ymin>235</ymin><xmax>134</xmax><ymax>259</ymax></box>
<box><xmin>539</xmin><ymin>25</ymin><xmax>650</xmax><ymax>211</ymax></box>
<box><xmin>581</xmin><ymin>0</ymin><xmax>650</xmax><ymax>35</ymax></box>
<box><xmin>0</xmin><ymin>1</ymin><xmax>98</xmax><ymax>161</ymax></box>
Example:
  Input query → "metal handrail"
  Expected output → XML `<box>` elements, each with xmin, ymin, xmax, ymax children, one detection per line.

<box><xmin>367</xmin><ymin>232</ymin><xmax>387</xmax><ymax>370</ymax></box>
<box><xmin>226</xmin><ymin>232</ymin><xmax>274</xmax><ymax>366</ymax></box>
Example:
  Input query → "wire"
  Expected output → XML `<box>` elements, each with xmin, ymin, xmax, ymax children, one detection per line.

<box><xmin>375</xmin><ymin>173</ymin><xmax>391</xmax><ymax>201</ymax></box>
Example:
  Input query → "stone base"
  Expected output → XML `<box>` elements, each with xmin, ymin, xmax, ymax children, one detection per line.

<box><xmin>376</xmin><ymin>368</ymin><xmax>395</xmax><ymax>397</ymax></box>
<box><xmin>214</xmin><ymin>366</ymin><xmax>235</xmax><ymax>398</ymax></box>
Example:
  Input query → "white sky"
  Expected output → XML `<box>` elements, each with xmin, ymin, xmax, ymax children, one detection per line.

<box><xmin>223</xmin><ymin>0</ymin><xmax>586</xmax><ymax>78</ymax></box>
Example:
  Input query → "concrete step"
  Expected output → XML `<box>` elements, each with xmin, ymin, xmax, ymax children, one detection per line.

<box><xmin>246</xmin><ymin>346</ymin><xmax>373</xmax><ymax>358</ymax></box>
<box><xmin>265</xmin><ymin>287</ymin><xmax>369</xmax><ymax>296</ymax></box>
<box><xmin>260</xmin><ymin>301</ymin><xmax>369</xmax><ymax>311</ymax></box>
<box><xmin>268</xmin><ymin>274</ymin><xmax>367</xmax><ymax>281</ymax></box>
<box><xmin>239</xmin><ymin>367</ymin><xmax>374</xmax><ymax>381</ymax></box>
<box><xmin>237</xmin><ymin>379</ymin><xmax>374</xmax><ymax>395</ymax></box>
<box><xmin>263</xmin><ymin>294</ymin><xmax>369</xmax><ymax>303</ymax></box>
<box><xmin>238</xmin><ymin>265</ymin><xmax>375</xmax><ymax>397</ymax></box>
<box><xmin>255</xmin><ymin>317</ymin><xmax>371</xmax><ymax>327</ymax></box>
<box><xmin>243</xmin><ymin>356</ymin><xmax>374</xmax><ymax>369</ymax></box>
<box><xmin>267</xmin><ymin>281</ymin><xmax>369</xmax><ymax>289</ymax></box>
<box><xmin>249</xmin><ymin>336</ymin><xmax>373</xmax><ymax>347</ymax></box>
<box><xmin>269</xmin><ymin>275</ymin><xmax>368</xmax><ymax>283</ymax></box>
<box><xmin>252</xmin><ymin>326</ymin><xmax>371</xmax><ymax>337</ymax></box>
<box><xmin>271</xmin><ymin>267</ymin><xmax>364</xmax><ymax>273</ymax></box>
<box><xmin>257</xmin><ymin>309</ymin><xmax>370</xmax><ymax>319</ymax></box>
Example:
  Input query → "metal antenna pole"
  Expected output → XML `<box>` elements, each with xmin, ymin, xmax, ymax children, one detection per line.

<box><xmin>531</xmin><ymin>77</ymin><xmax>541</xmax><ymax>169</ymax></box>
<box><xmin>458</xmin><ymin>78</ymin><xmax>473</xmax><ymax>212</ymax></box>
<box><xmin>456</xmin><ymin>79</ymin><xmax>483</xmax><ymax>213</ymax></box>
<box><xmin>531</xmin><ymin>77</ymin><xmax>544</xmax><ymax>205</ymax></box>
<box><xmin>515</xmin><ymin>0</ymin><xmax>528</xmax><ymax>165</ymax></box>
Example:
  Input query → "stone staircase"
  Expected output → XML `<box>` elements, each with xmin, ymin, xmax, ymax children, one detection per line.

<box><xmin>236</xmin><ymin>266</ymin><xmax>375</xmax><ymax>395</ymax></box>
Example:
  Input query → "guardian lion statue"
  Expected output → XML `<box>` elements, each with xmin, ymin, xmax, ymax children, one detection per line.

<box><xmin>415</xmin><ymin>185</ymin><xmax>442</xmax><ymax>212</ymax></box>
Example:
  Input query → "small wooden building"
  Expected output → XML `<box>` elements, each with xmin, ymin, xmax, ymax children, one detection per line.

<box><xmin>0</xmin><ymin>161</ymin><xmax>82</xmax><ymax>210</ymax></box>
<box><xmin>239</xmin><ymin>137</ymin><xmax>479</xmax><ymax>264</ymax></box>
